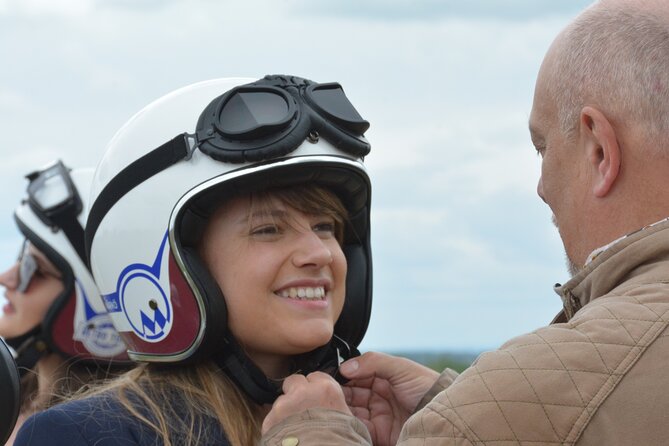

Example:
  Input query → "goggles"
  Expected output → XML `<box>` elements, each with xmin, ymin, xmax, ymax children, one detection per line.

<box><xmin>86</xmin><ymin>75</ymin><xmax>371</xmax><ymax>263</ymax></box>
<box><xmin>195</xmin><ymin>75</ymin><xmax>370</xmax><ymax>162</ymax></box>
<box><xmin>25</xmin><ymin>161</ymin><xmax>86</xmax><ymax>263</ymax></box>
<box><xmin>16</xmin><ymin>241</ymin><xmax>38</xmax><ymax>293</ymax></box>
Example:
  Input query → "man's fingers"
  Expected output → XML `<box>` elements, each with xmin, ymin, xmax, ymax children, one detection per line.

<box><xmin>345</xmin><ymin>383</ymin><xmax>375</xmax><ymax>407</ymax></box>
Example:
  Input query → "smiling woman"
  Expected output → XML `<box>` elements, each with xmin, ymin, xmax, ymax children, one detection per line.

<box><xmin>14</xmin><ymin>75</ymin><xmax>373</xmax><ymax>446</ymax></box>
<box><xmin>200</xmin><ymin>186</ymin><xmax>349</xmax><ymax>377</ymax></box>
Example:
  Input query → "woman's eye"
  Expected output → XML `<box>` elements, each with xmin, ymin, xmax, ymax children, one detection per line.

<box><xmin>251</xmin><ymin>225</ymin><xmax>280</xmax><ymax>236</ymax></box>
<box><xmin>313</xmin><ymin>222</ymin><xmax>336</xmax><ymax>236</ymax></box>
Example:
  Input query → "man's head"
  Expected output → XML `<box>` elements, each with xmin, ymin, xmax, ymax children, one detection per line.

<box><xmin>529</xmin><ymin>0</ymin><xmax>669</xmax><ymax>274</ymax></box>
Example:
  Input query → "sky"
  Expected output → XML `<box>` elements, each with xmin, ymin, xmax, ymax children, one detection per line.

<box><xmin>0</xmin><ymin>0</ymin><xmax>595</xmax><ymax>353</ymax></box>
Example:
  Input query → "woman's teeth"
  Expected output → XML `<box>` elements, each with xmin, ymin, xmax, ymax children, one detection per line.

<box><xmin>277</xmin><ymin>286</ymin><xmax>326</xmax><ymax>300</ymax></box>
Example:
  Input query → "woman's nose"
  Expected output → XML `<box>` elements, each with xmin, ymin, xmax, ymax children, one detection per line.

<box><xmin>0</xmin><ymin>263</ymin><xmax>19</xmax><ymax>290</ymax></box>
<box><xmin>291</xmin><ymin>232</ymin><xmax>333</xmax><ymax>268</ymax></box>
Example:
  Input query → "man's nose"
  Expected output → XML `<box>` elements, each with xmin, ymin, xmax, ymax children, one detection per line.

<box><xmin>537</xmin><ymin>176</ymin><xmax>547</xmax><ymax>203</ymax></box>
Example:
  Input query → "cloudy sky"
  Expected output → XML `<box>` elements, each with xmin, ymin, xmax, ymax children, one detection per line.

<box><xmin>0</xmin><ymin>0</ymin><xmax>594</xmax><ymax>353</ymax></box>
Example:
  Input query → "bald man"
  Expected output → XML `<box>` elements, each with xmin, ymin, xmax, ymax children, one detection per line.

<box><xmin>261</xmin><ymin>1</ymin><xmax>669</xmax><ymax>444</ymax></box>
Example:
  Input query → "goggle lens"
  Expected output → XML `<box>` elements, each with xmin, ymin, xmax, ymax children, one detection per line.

<box><xmin>218</xmin><ymin>90</ymin><xmax>292</xmax><ymax>138</ymax></box>
<box><xmin>307</xmin><ymin>84</ymin><xmax>370</xmax><ymax>135</ymax></box>
<box><xmin>31</xmin><ymin>173</ymin><xmax>70</xmax><ymax>209</ymax></box>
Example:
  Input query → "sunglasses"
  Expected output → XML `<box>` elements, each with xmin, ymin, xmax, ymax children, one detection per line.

<box><xmin>16</xmin><ymin>241</ymin><xmax>38</xmax><ymax>293</ymax></box>
<box><xmin>15</xmin><ymin>241</ymin><xmax>60</xmax><ymax>293</ymax></box>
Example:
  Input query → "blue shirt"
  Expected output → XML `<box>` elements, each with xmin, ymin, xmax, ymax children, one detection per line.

<box><xmin>15</xmin><ymin>393</ymin><xmax>230</xmax><ymax>445</ymax></box>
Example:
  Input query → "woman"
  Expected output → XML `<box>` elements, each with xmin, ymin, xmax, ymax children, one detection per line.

<box><xmin>15</xmin><ymin>74</ymin><xmax>373</xmax><ymax>445</ymax></box>
<box><xmin>1</xmin><ymin>161</ymin><xmax>129</xmax><ymax>444</ymax></box>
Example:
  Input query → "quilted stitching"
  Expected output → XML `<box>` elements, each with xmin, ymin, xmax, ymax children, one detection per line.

<box><xmin>398</xmin><ymin>292</ymin><xmax>669</xmax><ymax>446</ymax></box>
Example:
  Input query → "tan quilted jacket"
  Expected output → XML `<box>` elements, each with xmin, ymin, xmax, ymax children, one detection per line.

<box><xmin>261</xmin><ymin>220</ymin><xmax>669</xmax><ymax>445</ymax></box>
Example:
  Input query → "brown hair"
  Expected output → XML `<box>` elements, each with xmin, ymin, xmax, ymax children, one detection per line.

<box><xmin>20</xmin><ymin>357</ymin><xmax>124</xmax><ymax>414</ymax></box>
<box><xmin>247</xmin><ymin>183</ymin><xmax>349</xmax><ymax>244</ymax></box>
<box><xmin>85</xmin><ymin>362</ymin><xmax>263</xmax><ymax>446</ymax></box>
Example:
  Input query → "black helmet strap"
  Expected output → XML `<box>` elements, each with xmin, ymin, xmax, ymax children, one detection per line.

<box><xmin>212</xmin><ymin>334</ymin><xmax>359</xmax><ymax>405</ymax></box>
<box><xmin>4</xmin><ymin>325</ymin><xmax>49</xmax><ymax>378</ymax></box>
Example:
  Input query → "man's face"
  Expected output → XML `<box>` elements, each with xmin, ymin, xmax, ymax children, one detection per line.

<box><xmin>529</xmin><ymin>63</ymin><xmax>590</xmax><ymax>274</ymax></box>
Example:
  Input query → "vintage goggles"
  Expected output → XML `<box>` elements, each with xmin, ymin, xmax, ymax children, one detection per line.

<box><xmin>194</xmin><ymin>75</ymin><xmax>371</xmax><ymax>163</ymax></box>
<box><xmin>25</xmin><ymin>161</ymin><xmax>86</xmax><ymax>263</ymax></box>
<box><xmin>16</xmin><ymin>241</ymin><xmax>38</xmax><ymax>293</ymax></box>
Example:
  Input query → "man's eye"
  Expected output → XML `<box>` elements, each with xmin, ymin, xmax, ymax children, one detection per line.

<box><xmin>535</xmin><ymin>145</ymin><xmax>546</xmax><ymax>157</ymax></box>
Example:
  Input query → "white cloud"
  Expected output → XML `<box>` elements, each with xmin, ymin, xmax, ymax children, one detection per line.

<box><xmin>1</xmin><ymin>0</ymin><xmax>93</xmax><ymax>16</ymax></box>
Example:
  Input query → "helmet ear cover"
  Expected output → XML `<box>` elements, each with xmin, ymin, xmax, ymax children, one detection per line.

<box><xmin>173</xmin><ymin>162</ymin><xmax>372</xmax><ymax>358</ymax></box>
<box><xmin>176</xmin><ymin>246</ymin><xmax>230</xmax><ymax>363</ymax></box>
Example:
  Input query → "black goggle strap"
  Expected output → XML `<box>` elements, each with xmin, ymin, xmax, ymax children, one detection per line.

<box><xmin>85</xmin><ymin>134</ymin><xmax>192</xmax><ymax>267</ymax></box>
<box><xmin>49</xmin><ymin>206</ymin><xmax>87</xmax><ymax>265</ymax></box>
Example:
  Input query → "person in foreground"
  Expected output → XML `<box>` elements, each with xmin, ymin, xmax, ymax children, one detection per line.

<box><xmin>15</xmin><ymin>74</ymin><xmax>374</xmax><ymax>445</ymax></box>
<box><xmin>1</xmin><ymin>161</ymin><xmax>128</xmax><ymax>445</ymax></box>
<box><xmin>260</xmin><ymin>0</ymin><xmax>669</xmax><ymax>444</ymax></box>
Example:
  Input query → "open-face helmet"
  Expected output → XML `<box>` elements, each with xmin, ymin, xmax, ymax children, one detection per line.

<box><xmin>85</xmin><ymin>75</ymin><xmax>372</xmax><ymax>403</ymax></box>
<box><xmin>7</xmin><ymin>161</ymin><xmax>128</xmax><ymax>373</ymax></box>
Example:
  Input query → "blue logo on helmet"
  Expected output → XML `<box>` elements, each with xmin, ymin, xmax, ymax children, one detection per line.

<box><xmin>74</xmin><ymin>279</ymin><xmax>126</xmax><ymax>357</ymax></box>
<box><xmin>102</xmin><ymin>232</ymin><xmax>173</xmax><ymax>342</ymax></box>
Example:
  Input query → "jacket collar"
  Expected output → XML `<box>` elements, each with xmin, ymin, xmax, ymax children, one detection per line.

<box><xmin>553</xmin><ymin>219</ymin><xmax>669</xmax><ymax>321</ymax></box>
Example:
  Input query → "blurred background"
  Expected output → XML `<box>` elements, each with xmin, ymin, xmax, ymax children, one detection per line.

<box><xmin>0</xmin><ymin>0</ymin><xmax>593</xmax><ymax>365</ymax></box>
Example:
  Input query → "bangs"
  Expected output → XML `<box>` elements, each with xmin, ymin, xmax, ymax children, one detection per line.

<box><xmin>248</xmin><ymin>185</ymin><xmax>348</xmax><ymax>244</ymax></box>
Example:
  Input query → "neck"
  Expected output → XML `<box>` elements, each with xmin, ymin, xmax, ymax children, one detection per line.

<box><xmin>34</xmin><ymin>353</ymin><xmax>65</xmax><ymax>402</ymax></box>
<box><xmin>246</xmin><ymin>352</ymin><xmax>293</xmax><ymax>380</ymax></box>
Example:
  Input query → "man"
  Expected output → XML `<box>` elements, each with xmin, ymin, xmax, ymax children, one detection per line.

<box><xmin>261</xmin><ymin>0</ymin><xmax>669</xmax><ymax>444</ymax></box>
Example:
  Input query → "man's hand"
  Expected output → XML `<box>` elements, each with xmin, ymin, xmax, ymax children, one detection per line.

<box><xmin>340</xmin><ymin>352</ymin><xmax>441</xmax><ymax>446</ymax></box>
<box><xmin>261</xmin><ymin>372</ymin><xmax>352</xmax><ymax>435</ymax></box>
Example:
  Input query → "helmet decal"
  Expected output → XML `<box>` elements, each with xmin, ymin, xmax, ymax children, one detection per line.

<box><xmin>102</xmin><ymin>232</ymin><xmax>173</xmax><ymax>343</ymax></box>
<box><xmin>73</xmin><ymin>279</ymin><xmax>126</xmax><ymax>357</ymax></box>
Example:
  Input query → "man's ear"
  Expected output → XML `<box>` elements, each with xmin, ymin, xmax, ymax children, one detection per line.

<box><xmin>580</xmin><ymin>106</ymin><xmax>621</xmax><ymax>198</ymax></box>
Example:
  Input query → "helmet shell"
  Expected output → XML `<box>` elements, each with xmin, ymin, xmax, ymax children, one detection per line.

<box><xmin>14</xmin><ymin>166</ymin><xmax>128</xmax><ymax>363</ymax></box>
<box><xmin>88</xmin><ymin>78</ymin><xmax>373</xmax><ymax>363</ymax></box>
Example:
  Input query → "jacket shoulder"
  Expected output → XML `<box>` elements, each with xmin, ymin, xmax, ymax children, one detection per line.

<box><xmin>402</xmin><ymin>295</ymin><xmax>669</xmax><ymax>445</ymax></box>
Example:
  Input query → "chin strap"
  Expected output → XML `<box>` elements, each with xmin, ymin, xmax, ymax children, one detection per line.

<box><xmin>4</xmin><ymin>326</ymin><xmax>49</xmax><ymax>378</ymax></box>
<box><xmin>213</xmin><ymin>334</ymin><xmax>360</xmax><ymax>405</ymax></box>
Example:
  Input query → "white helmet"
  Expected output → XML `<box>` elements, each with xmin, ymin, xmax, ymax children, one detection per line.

<box><xmin>86</xmin><ymin>75</ymin><xmax>372</xmax><ymax>402</ymax></box>
<box><xmin>7</xmin><ymin>161</ymin><xmax>128</xmax><ymax>372</ymax></box>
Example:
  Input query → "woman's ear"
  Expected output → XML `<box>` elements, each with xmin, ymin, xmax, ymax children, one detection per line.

<box><xmin>580</xmin><ymin>106</ymin><xmax>621</xmax><ymax>198</ymax></box>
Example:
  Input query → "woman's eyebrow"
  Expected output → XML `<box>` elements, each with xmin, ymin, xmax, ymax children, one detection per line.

<box><xmin>243</xmin><ymin>209</ymin><xmax>289</xmax><ymax>223</ymax></box>
<box><xmin>30</xmin><ymin>251</ymin><xmax>62</xmax><ymax>277</ymax></box>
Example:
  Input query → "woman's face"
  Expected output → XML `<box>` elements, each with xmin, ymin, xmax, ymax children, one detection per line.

<box><xmin>0</xmin><ymin>242</ymin><xmax>63</xmax><ymax>339</ymax></box>
<box><xmin>201</xmin><ymin>194</ymin><xmax>347</xmax><ymax>378</ymax></box>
